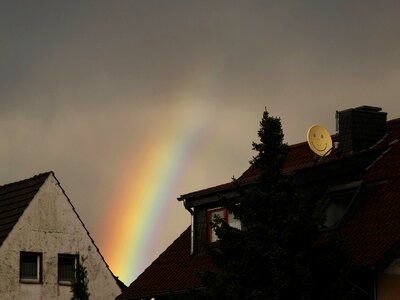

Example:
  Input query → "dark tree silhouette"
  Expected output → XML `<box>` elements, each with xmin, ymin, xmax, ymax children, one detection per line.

<box><xmin>202</xmin><ymin>110</ymin><xmax>349</xmax><ymax>300</ymax></box>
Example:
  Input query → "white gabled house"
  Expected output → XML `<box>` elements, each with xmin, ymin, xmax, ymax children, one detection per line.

<box><xmin>0</xmin><ymin>171</ymin><xmax>124</xmax><ymax>299</ymax></box>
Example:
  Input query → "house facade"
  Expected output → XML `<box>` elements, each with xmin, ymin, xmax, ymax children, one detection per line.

<box><xmin>119</xmin><ymin>106</ymin><xmax>400</xmax><ymax>300</ymax></box>
<box><xmin>0</xmin><ymin>172</ymin><xmax>124</xmax><ymax>299</ymax></box>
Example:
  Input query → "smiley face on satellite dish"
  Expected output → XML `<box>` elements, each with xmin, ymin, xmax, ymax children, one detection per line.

<box><xmin>307</xmin><ymin>125</ymin><xmax>333</xmax><ymax>156</ymax></box>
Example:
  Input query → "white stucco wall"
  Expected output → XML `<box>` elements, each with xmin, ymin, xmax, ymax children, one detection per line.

<box><xmin>0</xmin><ymin>174</ymin><xmax>121</xmax><ymax>299</ymax></box>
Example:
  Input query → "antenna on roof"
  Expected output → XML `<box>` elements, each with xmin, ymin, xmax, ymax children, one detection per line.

<box><xmin>307</xmin><ymin>125</ymin><xmax>333</xmax><ymax>159</ymax></box>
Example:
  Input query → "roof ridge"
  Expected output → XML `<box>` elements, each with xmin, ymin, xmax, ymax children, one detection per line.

<box><xmin>0</xmin><ymin>171</ymin><xmax>53</xmax><ymax>190</ymax></box>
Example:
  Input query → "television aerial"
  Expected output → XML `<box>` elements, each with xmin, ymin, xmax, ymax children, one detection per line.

<box><xmin>307</xmin><ymin>125</ymin><xmax>333</xmax><ymax>157</ymax></box>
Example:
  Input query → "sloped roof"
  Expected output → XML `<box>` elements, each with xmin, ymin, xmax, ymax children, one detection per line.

<box><xmin>0</xmin><ymin>172</ymin><xmax>51</xmax><ymax>246</ymax></box>
<box><xmin>120</xmin><ymin>117</ymin><xmax>400</xmax><ymax>299</ymax></box>
<box><xmin>340</xmin><ymin>119</ymin><xmax>400</xmax><ymax>268</ymax></box>
<box><xmin>180</xmin><ymin>119</ymin><xmax>399</xmax><ymax>200</ymax></box>
<box><xmin>117</xmin><ymin>227</ymin><xmax>212</xmax><ymax>300</ymax></box>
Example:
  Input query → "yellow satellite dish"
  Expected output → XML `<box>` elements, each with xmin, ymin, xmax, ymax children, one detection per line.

<box><xmin>307</xmin><ymin>125</ymin><xmax>333</xmax><ymax>157</ymax></box>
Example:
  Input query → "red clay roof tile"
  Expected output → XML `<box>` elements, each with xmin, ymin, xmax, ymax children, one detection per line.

<box><xmin>117</xmin><ymin>227</ymin><xmax>212</xmax><ymax>299</ymax></box>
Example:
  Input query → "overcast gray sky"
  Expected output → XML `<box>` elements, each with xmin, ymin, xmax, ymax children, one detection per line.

<box><xmin>1</xmin><ymin>1</ymin><xmax>400</xmax><ymax>284</ymax></box>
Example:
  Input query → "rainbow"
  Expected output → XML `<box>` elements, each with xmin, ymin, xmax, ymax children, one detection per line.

<box><xmin>101</xmin><ymin>56</ymin><xmax>223</xmax><ymax>284</ymax></box>
<box><xmin>102</xmin><ymin>99</ymin><xmax>219</xmax><ymax>284</ymax></box>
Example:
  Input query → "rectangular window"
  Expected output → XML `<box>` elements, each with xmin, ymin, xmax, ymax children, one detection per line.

<box><xmin>207</xmin><ymin>207</ymin><xmax>227</xmax><ymax>243</ymax></box>
<box><xmin>58</xmin><ymin>254</ymin><xmax>78</xmax><ymax>285</ymax></box>
<box><xmin>20</xmin><ymin>252</ymin><xmax>42</xmax><ymax>283</ymax></box>
<box><xmin>207</xmin><ymin>207</ymin><xmax>241</xmax><ymax>243</ymax></box>
<box><xmin>324</xmin><ymin>181</ymin><xmax>362</xmax><ymax>228</ymax></box>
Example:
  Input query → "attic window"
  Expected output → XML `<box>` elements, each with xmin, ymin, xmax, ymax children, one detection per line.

<box><xmin>325</xmin><ymin>181</ymin><xmax>362</xmax><ymax>228</ymax></box>
<box><xmin>325</xmin><ymin>190</ymin><xmax>356</xmax><ymax>227</ymax></box>
<box><xmin>20</xmin><ymin>252</ymin><xmax>42</xmax><ymax>283</ymax></box>
<box><xmin>207</xmin><ymin>207</ymin><xmax>241</xmax><ymax>243</ymax></box>
<box><xmin>58</xmin><ymin>254</ymin><xmax>78</xmax><ymax>285</ymax></box>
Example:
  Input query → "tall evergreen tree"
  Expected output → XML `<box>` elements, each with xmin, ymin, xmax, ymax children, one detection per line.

<box><xmin>202</xmin><ymin>110</ymin><xmax>348</xmax><ymax>300</ymax></box>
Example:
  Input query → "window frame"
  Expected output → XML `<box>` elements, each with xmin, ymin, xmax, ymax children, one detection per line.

<box><xmin>207</xmin><ymin>207</ymin><xmax>228</xmax><ymax>243</ymax></box>
<box><xmin>20</xmin><ymin>251</ymin><xmax>42</xmax><ymax>284</ymax></box>
<box><xmin>58</xmin><ymin>254</ymin><xmax>78</xmax><ymax>285</ymax></box>
<box><xmin>207</xmin><ymin>207</ymin><xmax>241</xmax><ymax>243</ymax></box>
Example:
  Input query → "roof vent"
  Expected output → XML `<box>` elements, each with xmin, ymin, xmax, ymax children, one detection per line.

<box><xmin>336</xmin><ymin>106</ymin><xmax>387</xmax><ymax>154</ymax></box>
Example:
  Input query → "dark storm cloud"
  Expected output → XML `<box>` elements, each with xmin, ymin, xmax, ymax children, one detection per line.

<box><xmin>0</xmin><ymin>2</ymin><xmax>88</xmax><ymax>102</ymax></box>
<box><xmin>2</xmin><ymin>0</ymin><xmax>400</xmax><ymax>115</ymax></box>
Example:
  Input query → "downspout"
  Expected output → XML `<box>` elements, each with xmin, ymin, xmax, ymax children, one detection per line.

<box><xmin>183</xmin><ymin>200</ymin><xmax>195</xmax><ymax>255</ymax></box>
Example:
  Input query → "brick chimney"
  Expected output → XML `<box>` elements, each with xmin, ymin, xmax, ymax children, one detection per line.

<box><xmin>336</xmin><ymin>106</ymin><xmax>387</xmax><ymax>154</ymax></box>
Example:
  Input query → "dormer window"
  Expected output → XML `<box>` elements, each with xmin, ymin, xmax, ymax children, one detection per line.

<box><xmin>324</xmin><ymin>181</ymin><xmax>362</xmax><ymax>228</ymax></box>
<box><xmin>207</xmin><ymin>207</ymin><xmax>241</xmax><ymax>243</ymax></box>
<box><xmin>325</xmin><ymin>189</ymin><xmax>357</xmax><ymax>227</ymax></box>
